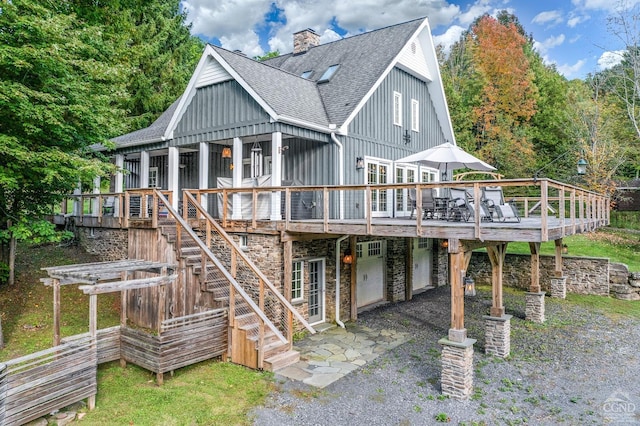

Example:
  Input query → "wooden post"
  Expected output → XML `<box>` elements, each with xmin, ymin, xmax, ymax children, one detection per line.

<box><xmin>88</xmin><ymin>293</ymin><xmax>97</xmax><ymax>409</ymax></box>
<box><xmin>559</xmin><ymin>188</ymin><xmax>565</xmax><ymax>237</ymax></box>
<box><xmin>554</xmin><ymin>239</ymin><xmax>563</xmax><ymax>277</ymax></box>
<box><xmin>449</xmin><ymin>248</ymin><xmax>466</xmax><ymax>343</ymax></box>
<box><xmin>405</xmin><ymin>238</ymin><xmax>414</xmax><ymax>301</ymax></box>
<box><xmin>570</xmin><ymin>189</ymin><xmax>576</xmax><ymax>234</ymax></box>
<box><xmin>283</xmin><ymin>240</ymin><xmax>293</xmax><ymax>347</ymax></box>
<box><xmin>529</xmin><ymin>242</ymin><xmax>541</xmax><ymax>293</ymax></box>
<box><xmin>53</xmin><ymin>278</ymin><xmax>61</xmax><ymax>346</ymax></box>
<box><xmin>120</xmin><ymin>270</ymin><xmax>128</xmax><ymax>368</ymax></box>
<box><xmin>486</xmin><ymin>243</ymin><xmax>507</xmax><ymax>317</ymax></box>
<box><xmin>349</xmin><ymin>236</ymin><xmax>357</xmax><ymax>321</ymax></box>
<box><xmin>540</xmin><ymin>180</ymin><xmax>549</xmax><ymax>241</ymax></box>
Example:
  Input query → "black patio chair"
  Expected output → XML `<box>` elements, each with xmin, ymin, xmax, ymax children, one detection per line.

<box><xmin>447</xmin><ymin>188</ymin><xmax>491</xmax><ymax>222</ymax></box>
<box><xmin>482</xmin><ymin>186</ymin><xmax>520</xmax><ymax>222</ymax></box>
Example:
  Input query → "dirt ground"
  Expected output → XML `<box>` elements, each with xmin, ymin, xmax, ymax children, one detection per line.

<box><xmin>253</xmin><ymin>286</ymin><xmax>640</xmax><ymax>425</ymax></box>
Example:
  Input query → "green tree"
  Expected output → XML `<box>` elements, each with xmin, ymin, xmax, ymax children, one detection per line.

<box><xmin>0</xmin><ymin>0</ymin><xmax>127</xmax><ymax>284</ymax></box>
<box><xmin>67</xmin><ymin>0</ymin><xmax>204</xmax><ymax>131</ymax></box>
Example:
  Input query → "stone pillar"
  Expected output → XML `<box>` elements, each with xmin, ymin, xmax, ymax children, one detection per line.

<box><xmin>483</xmin><ymin>315</ymin><xmax>512</xmax><ymax>358</ymax></box>
<box><xmin>525</xmin><ymin>291</ymin><xmax>545</xmax><ymax>323</ymax></box>
<box><xmin>550</xmin><ymin>276</ymin><xmax>567</xmax><ymax>299</ymax></box>
<box><xmin>438</xmin><ymin>337</ymin><xmax>476</xmax><ymax>400</ymax></box>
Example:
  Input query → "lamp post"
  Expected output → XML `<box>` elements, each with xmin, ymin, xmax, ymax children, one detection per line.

<box><xmin>533</xmin><ymin>151</ymin><xmax>587</xmax><ymax>181</ymax></box>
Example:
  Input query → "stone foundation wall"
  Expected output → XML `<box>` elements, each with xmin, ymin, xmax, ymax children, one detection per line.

<box><xmin>468</xmin><ymin>253</ymin><xmax>609</xmax><ymax>296</ymax></box>
<box><xmin>77</xmin><ymin>228</ymin><xmax>128</xmax><ymax>261</ymax></box>
<box><xmin>610</xmin><ymin>263</ymin><xmax>640</xmax><ymax>301</ymax></box>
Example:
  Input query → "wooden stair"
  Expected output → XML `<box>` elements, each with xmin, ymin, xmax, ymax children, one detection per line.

<box><xmin>157</xmin><ymin>219</ymin><xmax>300</xmax><ymax>372</ymax></box>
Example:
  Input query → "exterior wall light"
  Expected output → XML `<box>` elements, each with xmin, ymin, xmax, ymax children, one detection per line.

<box><xmin>222</xmin><ymin>147</ymin><xmax>232</xmax><ymax>159</ymax></box>
<box><xmin>403</xmin><ymin>129</ymin><xmax>411</xmax><ymax>145</ymax></box>
<box><xmin>356</xmin><ymin>157</ymin><xmax>364</xmax><ymax>170</ymax></box>
<box><xmin>343</xmin><ymin>249</ymin><xmax>353</xmax><ymax>264</ymax></box>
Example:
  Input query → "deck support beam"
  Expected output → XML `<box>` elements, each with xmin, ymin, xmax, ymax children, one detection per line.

<box><xmin>484</xmin><ymin>242</ymin><xmax>511</xmax><ymax>357</ymax></box>
<box><xmin>550</xmin><ymin>239</ymin><xmax>567</xmax><ymax>299</ymax></box>
<box><xmin>439</xmin><ymin>239</ymin><xmax>476</xmax><ymax>400</ymax></box>
<box><xmin>526</xmin><ymin>242</ymin><xmax>545</xmax><ymax>322</ymax></box>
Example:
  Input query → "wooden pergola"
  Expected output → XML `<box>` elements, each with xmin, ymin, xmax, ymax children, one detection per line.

<box><xmin>42</xmin><ymin>259</ymin><xmax>177</xmax><ymax>345</ymax></box>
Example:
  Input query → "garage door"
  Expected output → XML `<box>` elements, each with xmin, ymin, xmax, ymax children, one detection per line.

<box><xmin>356</xmin><ymin>241</ymin><xmax>386</xmax><ymax>308</ymax></box>
<box><xmin>412</xmin><ymin>238</ymin><xmax>433</xmax><ymax>292</ymax></box>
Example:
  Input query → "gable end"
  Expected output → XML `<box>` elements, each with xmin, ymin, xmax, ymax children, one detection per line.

<box><xmin>196</xmin><ymin>56</ymin><xmax>233</xmax><ymax>88</ymax></box>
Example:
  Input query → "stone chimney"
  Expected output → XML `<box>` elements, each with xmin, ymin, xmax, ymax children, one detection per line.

<box><xmin>293</xmin><ymin>29</ymin><xmax>320</xmax><ymax>54</ymax></box>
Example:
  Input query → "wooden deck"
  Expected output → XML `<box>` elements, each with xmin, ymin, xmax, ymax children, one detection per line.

<box><xmin>51</xmin><ymin>178</ymin><xmax>610</xmax><ymax>244</ymax></box>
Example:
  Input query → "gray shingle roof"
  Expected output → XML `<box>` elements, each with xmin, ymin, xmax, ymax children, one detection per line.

<box><xmin>112</xmin><ymin>97</ymin><xmax>181</xmax><ymax>146</ymax></box>
<box><xmin>212</xmin><ymin>46</ymin><xmax>330</xmax><ymax>127</ymax></box>
<box><xmin>265</xmin><ymin>18</ymin><xmax>424</xmax><ymax>126</ymax></box>
<box><xmin>111</xmin><ymin>17</ymin><xmax>425</xmax><ymax>146</ymax></box>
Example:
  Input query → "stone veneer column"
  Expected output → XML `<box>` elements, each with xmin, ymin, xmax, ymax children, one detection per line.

<box><xmin>483</xmin><ymin>315</ymin><xmax>512</xmax><ymax>358</ymax></box>
<box><xmin>550</xmin><ymin>276</ymin><xmax>567</xmax><ymax>299</ymax></box>
<box><xmin>438</xmin><ymin>337</ymin><xmax>477</xmax><ymax>400</ymax></box>
<box><xmin>525</xmin><ymin>291</ymin><xmax>545</xmax><ymax>323</ymax></box>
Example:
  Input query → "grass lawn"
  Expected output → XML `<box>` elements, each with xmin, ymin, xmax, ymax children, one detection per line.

<box><xmin>503</xmin><ymin>227</ymin><xmax>640</xmax><ymax>271</ymax></box>
<box><xmin>0</xmin><ymin>243</ymin><xmax>273</xmax><ymax>425</ymax></box>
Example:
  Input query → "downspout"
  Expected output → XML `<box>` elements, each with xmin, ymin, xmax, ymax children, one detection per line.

<box><xmin>334</xmin><ymin>235</ymin><xmax>348</xmax><ymax>328</ymax></box>
<box><xmin>330</xmin><ymin>131</ymin><xmax>344</xmax><ymax>220</ymax></box>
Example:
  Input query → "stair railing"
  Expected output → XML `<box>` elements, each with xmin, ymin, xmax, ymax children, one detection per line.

<box><xmin>182</xmin><ymin>190</ymin><xmax>316</xmax><ymax>348</ymax></box>
<box><xmin>153</xmin><ymin>190</ymin><xmax>286</xmax><ymax>349</ymax></box>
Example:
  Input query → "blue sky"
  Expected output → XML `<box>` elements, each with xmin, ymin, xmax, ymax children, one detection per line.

<box><xmin>181</xmin><ymin>0</ymin><xmax>638</xmax><ymax>79</ymax></box>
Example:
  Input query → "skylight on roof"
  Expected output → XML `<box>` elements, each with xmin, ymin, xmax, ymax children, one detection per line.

<box><xmin>317</xmin><ymin>64</ymin><xmax>340</xmax><ymax>83</ymax></box>
<box><xmin>301</xmin><ymin>70</ymin><xmax>313</xmax><ymax>79</ymax></box>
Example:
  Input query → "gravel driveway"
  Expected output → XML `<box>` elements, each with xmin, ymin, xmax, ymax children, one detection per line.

<box><xmin>252</xmin><ymin>286</ymin><xmax>640</xmax><ymax>425</ymax></box>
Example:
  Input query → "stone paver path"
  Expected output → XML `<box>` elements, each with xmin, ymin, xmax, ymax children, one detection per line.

<box><xmin>274</xmin><ymin>322</ymin><xmax>407</xmax><ymax>388</ymax></box>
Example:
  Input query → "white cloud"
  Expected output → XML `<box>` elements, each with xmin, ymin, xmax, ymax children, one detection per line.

<box><xmin>571</xmin><ymin>0</ymin><xmax>640</xmax><ymax>12</ymax></box>
<box><xmin>567</xmin><ymin>11</ymin><xmax>590</xmax><ymax>28</ymax></box>
<box><xmin>533</xmin><ymin>34</ymin><xmax>566</xmax><ymax>57</ymax></box>
<box><xmin>597</xmin><ymin>50</ymin><xmax>625</xmax><ymax>70</ymax></box>
<box><xmin>557</xmin><ymin>59</ymin><xmax>587</xmax><ymax>78</ymax></box>
<box><xmin>532</xmin><ymin>10</ymin><xmax>563</xmax><ymax>27</ymax></box>
<box><xmin>433</xmin><ymin>25</ymin><xmax>466</xmax><ymax>55</ymax></box>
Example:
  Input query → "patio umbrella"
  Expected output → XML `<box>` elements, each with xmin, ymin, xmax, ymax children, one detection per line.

<box><xmin>395</xmin><ymin>142</ymin><xmax>496</xmax><ymax>175</ymax></box>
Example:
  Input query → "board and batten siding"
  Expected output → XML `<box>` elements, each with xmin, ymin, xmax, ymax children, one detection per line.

<box><xmin>344</xmin><ymin>67</ymin><xmax>447</xmax><ymax>186</ymax></box>
<box><xmin>173</xmin><ymin>80</ymin><xmax>272</xmax><ymax>146</ymax></box>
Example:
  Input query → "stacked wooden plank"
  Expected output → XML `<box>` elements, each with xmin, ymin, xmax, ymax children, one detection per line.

<box><xmin>121</xmin><ymin>309</ymin><xmax>227</xmax><ymax>375</ymax></box>
<box><xmin>61</xmin><ymin>326</ymin><xmax>121</xmax><ymax>364</ymax></box>
<box><xmin>2</xmin><ymin>336</ymin><xmax>96</xmax><ymax>425</ymax></box>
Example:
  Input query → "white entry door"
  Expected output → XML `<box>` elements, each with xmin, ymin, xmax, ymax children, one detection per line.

<box><xmin>412</xmin><ymin>238</ymin><xmax>433</xmax><ymax>291</ymax></box>
<box><xmin>307</xmin><ymin>259</ymin><xmax>325</xmax><ymax>324</ymax></box>
<box><xmin>395</xmin><ymin>165</ymin><xmax>417</xmax><ymax>217</ymax></box>
<box><xmin>356</xmin><ymin>241</ymin><xmax>386</xmax><ymax>307</ymax></box>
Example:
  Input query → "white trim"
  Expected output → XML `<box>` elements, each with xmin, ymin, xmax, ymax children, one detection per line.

<box><xmin>393</xmin><ymin>91</ymin><xmax>402</xmax><ymax>126</ymax></box>
<box><xmin>291</xmin><ymin>260</ymin><xmax>304</xmax><ymax>303</ymax></box>
<box><xmin>411</xmin><ymin>99</ymin><xmax>420</xmax><ymax>132</ymax></box>
<box><xmin>338</xmin><ymin>18</ymin><xmax>456</xmax><ymax>145</ymax></box>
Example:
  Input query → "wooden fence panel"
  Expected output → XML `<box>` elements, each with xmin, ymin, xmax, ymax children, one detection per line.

<box><xmin>2</xmin><ymin>336</ymin><xmax>96</xmax><ymax>426</ymax></box>
<box><xmin>61</xmin><ymin>326</ymin><xmax>121</xmax><ymax>365</ymax></box>
<box><xmin>121</xmin><ymin>309</ymin><xmax>228</xmax><ymax>374</ymax></box>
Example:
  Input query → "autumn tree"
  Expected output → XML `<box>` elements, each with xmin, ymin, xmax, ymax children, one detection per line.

<box><xmin>468</xmin><ymin>14</ymin><xmax>538</xmax><ymax>177</ymax></box>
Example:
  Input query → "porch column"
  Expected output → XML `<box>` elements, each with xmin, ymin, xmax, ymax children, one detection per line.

<box><xmin>231</xmin><ymin>137</ymin><xmax>243</xmax><ymax>220</ymax></box>
<box><xmin>485</xmin><ymin>243</ymin><xmax>511</xmax><ymax>358</ymax></box>
<box><xmin>199</xmin><ymin>142</ymin><xmax>209</xmax><ymax>208</ymax></box>
<box><xmin>168</xmin><ymin>146</ymin><xmax>179</xmax><ymax>209</ymax></box>
<box><xmin>438</xmin><ymin>241</ymin><xmax>476</xmax><ymax>400</ymax></box>
<box><xmin>550</xmin><ymin>239</ymin><xmax>567</xmax><ymax>299</ymax></box>
<box><xmin>526</xmin><ymin>242</ymin><xmax>545</xmax><ymax>323</ymax></box>
<box><xmin>270</xmin><ymin>131</ymin><xmax>283</xmax><ymax>221</ymax></box>
<box><xmin>140</xmin><ymin>150</ymin><xmax>150</xmax><ymax>188</ymax></box>
<box><xmin>114</xmin><ymin>154</ymin><xmax>124</xmax><ymax>217</ymax></box>
<box><xmin>92</xmin><ymin>176</ymin><xmax>100</xmax><ymax>216</ymax></box>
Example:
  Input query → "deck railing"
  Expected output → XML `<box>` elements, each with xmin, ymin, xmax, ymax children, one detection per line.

<box><xmin>55</xmin><ymin>178</ymin><xmax>610</xmax><ymax>241</ymax></box>
<box><xmin>181</xmin><ymin>191</ymin><xmax>315</xmax><ymax>349</ymax></box>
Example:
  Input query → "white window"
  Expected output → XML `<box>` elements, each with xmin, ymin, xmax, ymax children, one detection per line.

<box><xmin>411</xmin><ymin>99</ymin><xmax>419</xmax><ymax>132</ymax></box>
<box><xmin>238</xmin><ymin>235</ymin><xmax>248</xmax><ymax>250</ymax></box>
<box><xmin>291</xmin><ymin>261</ymin><xmax>304</xmax><ymax>302</ymax></box>
<box><xmin>148</xmin><ymin>167</ymin><xmax>158</xmax><ymax>188</ymax></box>
<box><xmin>421</xmin><ymin>169</ymin><xmax>437</xmax><ymax>183</ymax></box>
<box><xmin>393</xmin><ymin>91</ymin><xmax>402</xmax><ymax>126</ymax></box>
